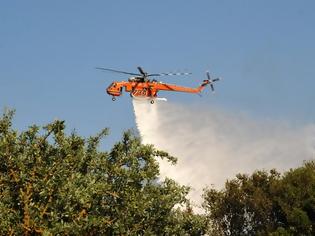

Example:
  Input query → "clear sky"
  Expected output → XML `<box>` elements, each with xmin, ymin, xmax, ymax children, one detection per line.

<box><xmin>1</xmin><ymin>1</ymin><xmax>315</xmax><ymax>148</ymax></box>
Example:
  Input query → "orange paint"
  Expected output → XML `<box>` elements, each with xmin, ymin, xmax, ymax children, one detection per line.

<box><xmin>106</xmin><ymin>79</ymin><xmax>213</xmax><ymax>100</ymax></box>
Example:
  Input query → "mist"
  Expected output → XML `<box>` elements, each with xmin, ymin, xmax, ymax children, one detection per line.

<box><xmin>133</xmin><ymin>99</ymin><xmax>315</xmax><ymax>210</ymax></box>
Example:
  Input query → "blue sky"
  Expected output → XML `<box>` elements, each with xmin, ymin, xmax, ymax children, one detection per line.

<box><xmin>1</xmin><ymin>1</ymin><xmax>315</xmax><ymax>148</ymax></box>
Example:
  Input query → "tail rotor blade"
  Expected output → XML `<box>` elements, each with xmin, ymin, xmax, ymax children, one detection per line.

<box><xmin>206</xmin><ymin>71</ymin><xmax>211</xmax><ymax>80</ymax></box>
<box><xmin>210</xmin><ymin>84</ymin><xmax>215</xmax><ymax>92</ymax></box>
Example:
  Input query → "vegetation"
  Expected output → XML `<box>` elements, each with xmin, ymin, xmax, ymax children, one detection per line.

<box><xmin>1</xmin><ymin>109</ymin><xmax>315</xmax><ymax>235</ymax></box>
<box><xmin>0</xmin><ymin>110</ymin><xmax>207</xmax><ymax>235</ymax></box>
<box><xmin>203</xmin><ymin>162</ymin><xmax>315</xmax><ymax>235</ymax></box>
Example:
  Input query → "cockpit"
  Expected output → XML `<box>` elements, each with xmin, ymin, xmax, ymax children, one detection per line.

<box><xmin>106</xmin><ymin>82</ymin><xmax>122</xmax><ymax>96</ymax></box>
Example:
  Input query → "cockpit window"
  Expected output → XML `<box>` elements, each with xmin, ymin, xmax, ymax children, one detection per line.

<box><xmin>107</xmin><ymin>83</ymin><xmax>115</xmax><ymax>90</ymax></box>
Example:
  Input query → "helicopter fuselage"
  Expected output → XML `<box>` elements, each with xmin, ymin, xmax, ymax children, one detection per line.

<box><xmin>97</xmin><ymin>66</ymin><xmax>220</xmax><ymax>103</ymax></box>
<box><xmin>106</xmin><ymin>79</ymin><xmax>211</xmax><ymax>100</ymax></box>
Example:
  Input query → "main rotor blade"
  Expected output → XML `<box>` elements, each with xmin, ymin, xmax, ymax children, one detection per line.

<box><xmin>95</xmin><ymin>67</ymin><xmax>141</xmax><ymax>76</ymax></box>
<box><xmin>148</xmin><ymin>72</ymin><xmax>192</xmax><ymax>77</ymax></box>
<box><xmin>137</xmin><ymin>67</ymin><xmax>146</xmax><ymax>76</ymax></box>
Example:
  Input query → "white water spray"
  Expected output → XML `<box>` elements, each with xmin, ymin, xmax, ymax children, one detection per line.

<box><xmin>133</xmin><ymin>99</ymin><xmax>315</xmax><ymax>210</ymax></box>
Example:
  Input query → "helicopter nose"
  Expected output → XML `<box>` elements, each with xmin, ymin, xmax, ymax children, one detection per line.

<box><xmin>106</xmin><ymin>88</ymin><xmax>121</xmax><ymax>96</ymax></box>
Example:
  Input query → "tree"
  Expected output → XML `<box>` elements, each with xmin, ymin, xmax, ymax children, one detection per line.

<box><xmin>203</xmin><ymin>162</ymin><xmax>315</xmax><ymax>235</ymax></box>
<box><xmin>0</xmin><ymin>110</ymin><xmax>207</xmax><ymax>235</ymax></box>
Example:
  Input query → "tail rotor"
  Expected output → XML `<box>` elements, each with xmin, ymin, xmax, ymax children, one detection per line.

<box><xmin>206</xmin><ymin>71</ymin><xmax>221</xmax><ymax>93</ymax></box>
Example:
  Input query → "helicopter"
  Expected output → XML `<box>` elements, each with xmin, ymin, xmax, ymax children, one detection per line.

<box><xmin>96</xmin><ymin>66</ymin><xmax>220</xmax><ymax>104</ymax></box>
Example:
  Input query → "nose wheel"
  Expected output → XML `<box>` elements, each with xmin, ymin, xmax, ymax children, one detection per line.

<box><xmin>112</xmin><ymin>97</ymin><xmax>116</xmax><ymax>101</ymax></box>
<box><xmin>150</xmin><ymin>100</ymin><xmax>154</xmax><ymax>104</ymax></box>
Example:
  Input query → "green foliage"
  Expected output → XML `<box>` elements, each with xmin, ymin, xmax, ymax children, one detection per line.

<box><xmin>0</xmin><ymin>110</ymin><xmax>206</xmax><ymax>235</ymax></box>
<box><xmin>203</xmin><ymin>162</ymin><xmax>315</xmax><ymax>235</ymax></box>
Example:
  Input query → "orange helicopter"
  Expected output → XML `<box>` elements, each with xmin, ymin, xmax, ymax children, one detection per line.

<box><xmin>96</xmin><ymin>66</ymin><xmax>220</xmax><ymax>104</ymax></box>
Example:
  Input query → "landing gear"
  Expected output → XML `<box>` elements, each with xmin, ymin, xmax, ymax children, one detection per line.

<box><xmin>150</xmin><ymin>100</ymin><xmax>154</xmax><ymax>104</ymax></box>
<box><xmin>112</xmin><ymin>97</ymin><xmax>116</xmax><ymax>101</ymax></box>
